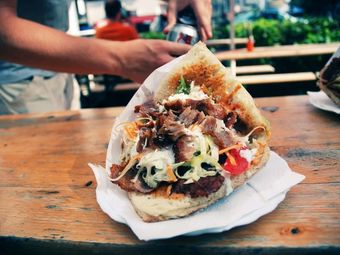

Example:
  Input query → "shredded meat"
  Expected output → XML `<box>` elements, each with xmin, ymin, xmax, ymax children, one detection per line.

<box><xmin>200</xmin><ymin>115</ymin><xmax>216</xmax><ymax>134</ymax></box>
<box><xmin>110</xmin><ymin>164</ymin><xmax>154</xmax><ymax>193</ymax></box>
<box><xmin>134</xmin><ymin>100</ymin><xmax>159</xmax><ymax>119</ymax></box>
<box><xmin>203</xmin><ymin>101</ymin><xmax>228</xmax><ymax>120</ymax></box>
<box><xmin>200</xmin><ymin>116</ymin><xmax>233</xmax><ymax>148</ymax></box>
<box><xmin>164</xmin><ymin>100</ymin><xmax>185</xmax><ymax>113</ymax></box>
<box><xmin>178</xmin><ymin>107</ymin><xmax>204</xmax><ymax>127</ymax></box>
<box><xmin>165</xmin><ymin>99</ymin><xmax>228</xmax><ymax>120</ymax></box>
<box><xmin>158</xmin><ymin>111</ymin><xmax>186</xmax><ymax>141</ymax></box>
<box><xmin>224</xmin><ymin>112</ymin><xmax>237</xmax><ymax>129</ymax></box>
<box><xmin>174</xmin><ymin>135</ymin><xmax>196</xmax><ymax>162</ymax></box>
<box><xmin>172</xmin><ymin>174</ymin><xmax>225</xmax><ymax>198</ymax></box>
<box><xmin>136</xmin><ymin>127</ymin><xmax>153</xmax><ymax>152</ymax></box>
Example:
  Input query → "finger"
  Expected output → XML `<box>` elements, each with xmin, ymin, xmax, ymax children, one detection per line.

<box><xmin>199</xmin><ymin>19</ymin><xmax>213</xmax><ymax>41</ymax></box>
<box><xmin>192</xmin><ymin>0</ymin><xmax>213</xmax><ymax>40</ymax></box>
<box><xmin>163</xmin><ymin>0</ymin><xmax>177</xmax><ymax>34</ymax></box>
<box><xmin>200</xmin><ymin>27</ymin><xmax>207</xmax><ymax>41</ymax></box>
<box><xmin>164</xmin><ymin>41</ymin><xmax>191</xmax><ymax>56</ymax></box>
<box><xmin>201</xmin><ymin>19</ymin><xmax>212</xmax><ymax>39</ymax></box>
<box><xmin>161</xmin><ymin>55</ymin><xmax>175</xmax><ymax>65</ymax></box>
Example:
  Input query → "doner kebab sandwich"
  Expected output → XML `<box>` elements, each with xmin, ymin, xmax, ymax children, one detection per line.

<box><xmin>317</xmin><ymin>53</ymin><xmax>340</xmax><ymax>106</ymax></box>
<box><xmin>110</xmin><ymin>42</ymin><xmax>271</xmax><ymax>222</ymax></box>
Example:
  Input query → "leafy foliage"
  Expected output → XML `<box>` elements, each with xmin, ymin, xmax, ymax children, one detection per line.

<box><xmin>213</xmin><ymin>17</ymin><xmax>339</xmax><ymax>73</ymax></box>
<box><xmin>214</xmin><ymin>17</ymin><xmax>340</xmax><ymax>46</ymax></box>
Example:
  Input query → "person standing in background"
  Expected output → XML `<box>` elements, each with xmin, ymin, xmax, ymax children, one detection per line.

<box><xmin>0</xmin><ymin>0</ymin><xmax>212</xmax><ymax>115</ymax></box>
<box><xmin>95</xmin><ymin>0</ymin><xmax>139</xmax><ymax>42</ymax></box>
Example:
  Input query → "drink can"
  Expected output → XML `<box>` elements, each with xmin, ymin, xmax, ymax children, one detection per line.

<box><xmin>166</xmin><ymin>23</ymin><xmax>199</xmax><ymax>45</ymax></box>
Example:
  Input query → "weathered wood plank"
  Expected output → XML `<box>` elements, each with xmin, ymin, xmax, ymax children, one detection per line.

<box><xmin>0</xmin><ymin>184</ymin><xmax>339</xmax><ymax>247</ymax></box>
<box><xmin>0</xmin><ymin>95</ymin><xmax>339</xmax><ymax>254</ymax></box>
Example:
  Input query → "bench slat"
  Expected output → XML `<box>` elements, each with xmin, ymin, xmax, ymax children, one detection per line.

<box><xmin>238</xmin><ymin>72</ymin><xmax>316</xmax><ymax>85</ymax></box>
<box><xmin>227</xmin><ymin>65</ymin><xmax>275</xmax><ymax>74</ymax></box>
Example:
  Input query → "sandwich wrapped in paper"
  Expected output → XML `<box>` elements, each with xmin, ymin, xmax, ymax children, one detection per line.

<box><xmin>109</xmin><ymin>42</ymin><xmax>271</xmax><ymax>222</ymax></box>
<box><xmin>317</xmin><ymin>48</ymin><xmax>340</xmax><ymax>106</ymax></box>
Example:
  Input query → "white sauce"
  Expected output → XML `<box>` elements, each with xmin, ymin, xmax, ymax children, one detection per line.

<box><xmin>138</xmin><ymin>149</ymin><xmax>174</xmax><ymax>171</ymax></box>
<box><xmin>239</xmin><ymin>147</ymin><xmax>258</xmax><ymax>163</ymax></box>
<box><xmin>165</xmin><ymin>81</ymin><xmax>209</xmax><ymax>102</ymax></box>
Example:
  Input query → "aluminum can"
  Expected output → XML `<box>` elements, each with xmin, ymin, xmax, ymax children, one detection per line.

<box><xmin>166</xmin><ymin>23</ymin><xmax>199</xmax><ymax>45</ymax></box>
<box><xmin>166</xmin><ymin>6</ymin><xmax>199</xmax><ymax>45</ymax></box>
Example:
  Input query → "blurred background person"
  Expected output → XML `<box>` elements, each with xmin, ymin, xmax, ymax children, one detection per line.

<box><xmin>95</xmin><ymin>0</ymin><xmax>139</xmax><ymax>41</ymax></box>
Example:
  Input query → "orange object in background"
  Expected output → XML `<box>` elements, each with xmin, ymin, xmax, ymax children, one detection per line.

<box><xmin>247</xmin><ymin>35</ymin><xmax>255</xmax><ymax>52</ymax></box>
<box><xmin>95</xmin><ymin>20</ymin><xmax>139</xmax><ymax>41</ymax></box>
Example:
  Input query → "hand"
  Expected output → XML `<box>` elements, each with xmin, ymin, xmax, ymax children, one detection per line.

<box><xmin>114</xmin><ymin>39</ymin><xmax>190</xmax><ymax>83</ymax></box>
<box><xmin>163</xmin><ymin>0</ymin><xmax>212</xmax><ymax>41</ymax></box>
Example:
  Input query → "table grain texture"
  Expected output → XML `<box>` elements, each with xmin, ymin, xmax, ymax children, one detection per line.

<box><xmin>0</xmin><ymin>95</ymin><xmax>339</xmax><ymax>255</ymax></box>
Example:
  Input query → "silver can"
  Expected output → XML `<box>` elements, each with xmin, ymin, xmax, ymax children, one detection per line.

<box><xmin>166</xmin><ymin>23</ymin><xmax>199</xmax><ymax>45</ymax></box>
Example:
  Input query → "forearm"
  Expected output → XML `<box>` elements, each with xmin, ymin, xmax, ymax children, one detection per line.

<box><xmin>0</xmin><ymin>14</ymin><xmax>123</xmax><ymax>75</ymax></box>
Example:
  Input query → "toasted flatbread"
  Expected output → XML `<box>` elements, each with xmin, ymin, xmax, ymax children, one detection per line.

<box><xmin>126</xmin><ymin>42</ymin><xmax>271</xmax><ymax>222</ymax></box>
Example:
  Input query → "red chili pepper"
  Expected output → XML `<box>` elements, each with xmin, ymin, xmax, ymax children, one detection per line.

<box><xmin>223</xmin><ymin>148</ymin><xmax>249</xmax><ymax>175</ymax></box>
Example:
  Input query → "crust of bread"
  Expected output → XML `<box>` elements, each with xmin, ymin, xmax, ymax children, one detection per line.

<box><xmin>128</xmin><ymin>182</ymin><xmax>228</xmax><ymax>222</ymax></box>
<box><xmin>127</xmin><ymin>42</ymin><xmax>271</xmax><ymax>222</ymax></box>
<box><xmin>128</xmin><ymin>146</ymin><xmax>270</xmax><ymax>222</ymax></box>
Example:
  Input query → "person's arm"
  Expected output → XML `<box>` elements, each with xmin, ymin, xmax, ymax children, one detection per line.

<box><xmin>163</xmin><ymin>0</ymin><xmax>212</xmax><ymax>41</ymax></box>
<box><xmin>0</xmin><ymin>0</ymin><xmax>190</xmax><ymax>83</ymax></box>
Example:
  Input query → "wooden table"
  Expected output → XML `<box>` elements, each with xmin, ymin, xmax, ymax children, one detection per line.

<box><xmin>215</xmin><ymin>43</ymin><xmax>340</xmax><ymax>61</ymax></box>
<box><xmin>0</xmin><ymin>95</ymin><xmax>339</xmax><ymax>254</ymax></box>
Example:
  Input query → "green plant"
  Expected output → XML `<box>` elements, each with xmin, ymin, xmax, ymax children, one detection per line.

<box><xmin>214</xmin><ymin>17</ymin><xmax>339</xmax><ymax>46</ymax></box>
<box><xmin>212</xmin><ymin>17</ymin><xmax>339</xmax><ymax>73</ymax></box>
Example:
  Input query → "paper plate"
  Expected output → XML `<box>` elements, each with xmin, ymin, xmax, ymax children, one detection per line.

<box><xmin>307</xmin><ymin>91</ymin><xmax>340</xmax><ymax>114</ymax></box>
<box><xmin>89</xmin><ymin>151</ymin><xmax>304</xmax><ymax>241</ymax></box>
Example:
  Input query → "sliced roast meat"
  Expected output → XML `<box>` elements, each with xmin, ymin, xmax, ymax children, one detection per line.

<box><xmin>134</xmin><ymin>100</ymin><xmax>159</xmax><ymax>119</ymax></box>
<box><xmin>164</xmin><ymin>100</ymin><xmax>185</xmax><ymax>113</ymax></box>
<box><xmin>172</xmin><ymin>174</ymin><xmax>225</xmax><ymax>198</ymax></box>
<box><xmin>136</xmin><ymin>127</ymin><xmax>153</xmax><ymax>152</ymax></box>
<box><xmin>165</xmin><ymin>98</ymin><xmax>228</xmax><ymax>120</ymax></box>
<box><xmin>224</xmin><ymin>111</ymin><xmax>237</xmax><ymax>129</ymax></box>
<box><xmin>110</xmin><ymin>164</ymin><xmax>154</xmax><ymax>193</ymax></box>
<box><xmin>203</xmin><ymin>101</ymin><xmax>228</xmax><ymax>120</ymax></box>
<box><xmin>201</xmin><ymin>116</ymin><xmax>233</xmax><ymax>148</ymax></box>
<box><xmin>174</xmin><ymin>135</ymin><xmax>196</xmax><ymax>162</ymax></box>
<box><xmin>196</xmin><ymin>111</ymin><xmax>206</xmax><ymax>124</ymax></box>
<box><xmin>158</xmin><ymin>111</ymin><xmax>186</xmax><ymax>141</ymax></box>
<box><xmin>213</xmin><ymin>129</ymin><xmax>233</xmax><ymax>148</ymax></box>
<box><xmin>178</xmin><ymin>107</ymin><xmax>202</xmax><ymax>127</ymax></box>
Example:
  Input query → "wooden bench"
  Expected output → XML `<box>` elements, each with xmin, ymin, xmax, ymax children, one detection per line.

<box><xmin>114</xmin><ymin>82</ymin><xmax>140</xmax><ymax>91</ymax></box>
<box><xmin>206</xmin><ymin>38</ymin><xmax>248</xmax><ymax>46</ymax></box>
<box><xmin>237</xmin><ymin>72</ymin><xmax>316</xmax><ymax>85</ymax></box>
<box><xmin>227</xmin><ymin>65</ymin><xmax>275</xmax><ymax>74</ymax></box>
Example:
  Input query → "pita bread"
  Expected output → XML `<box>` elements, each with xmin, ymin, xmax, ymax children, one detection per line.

<box><xmin>119</xmin><ymin>42</ymin><xmax>271</xmax><ymax>222</ymax></box>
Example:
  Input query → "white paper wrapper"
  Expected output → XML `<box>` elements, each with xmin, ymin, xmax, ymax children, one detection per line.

<box><xmin>89</xmin><ymin>54</ymin><xmax>305</xmax><ymax>241</ymax></box>
<box><xmin>307</xmin><ymin>91</ymin><xmax>340</xmax><ymax>114</ymax></box>
<box><xmin>89</xmin><ymin>152</ymin><xmax>304</xmax><ymax>241</ymax></box>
